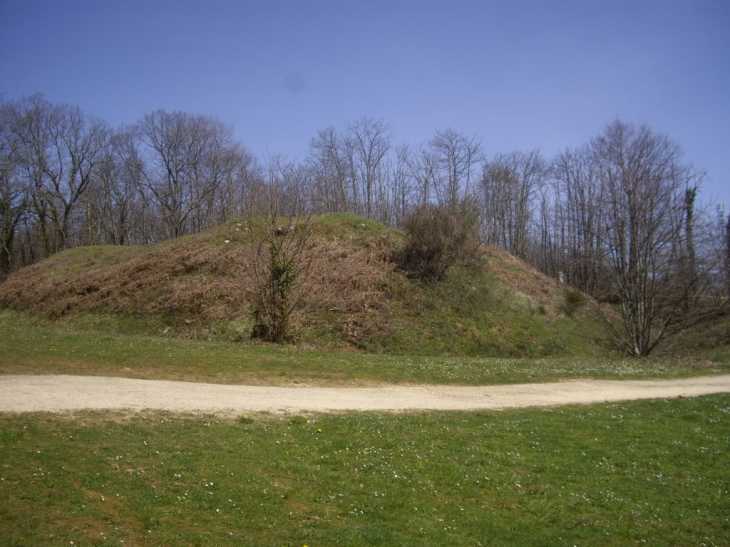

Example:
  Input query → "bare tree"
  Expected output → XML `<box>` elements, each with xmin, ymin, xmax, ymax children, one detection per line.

<box><xmin>588</xmin><ymin>120</ymin><xmax>718</xmax><ymax>356</ymax></box>
<box><xmin>347</xmin><ymin>117</ymin><xmax>392</xmax><ymax>220</ymax></box>
<box><xmin>0</xmin><ymin>102</ymin><xmax>26</xmax><ymax>277</ymax></box>
<box><xmin>260</xmin><ymin>152</ymin><xmax>309</xmax><ymax>219</ymax></box>
<box><xmin>548</xmin><ymin>146</ymin><xmax>604</xmax><ymax>293</ymax></box>
<box><xmin>479</xmin><ymin>150</ymin><xmax>546</xmax><ymax>260</ymax></box>
<box><xmin>406</xmin><ymin>144</ymin><xmax>439</xmax><ymax>206</ymax></box>
<box><xmin>82</xmin><ymin>127</ymin><xmax>148</xmax><ymax>245</ymax></box>
<box><xmin>725</xmin><ymin>213</ymin><xmax>730</xmax><ymax>298</ymax></box>
<box><xmin>6</xmin><ymin>94</ymin><xmax>109</xmax><ymax>255</ymax></box>
<box><xmin>388</xmin><ymin>144</ymin><xmax>417</xmax><ymax>226</ymax></box>
<box><xmin>307</xmin><ymin>126</ymin><xmax>356</xmax><ymax>214</ymax></box>
<box><xmin>429</xmin><ymin>129</ymin><xmax>482</xmax><ymax>208</ymax></box>
<box><xmin>135</xmin><ymin>110</ymin><xmax>238</xmax><ymax>239</ymax></box>
<box><xmin>212</xmin><ymin>143</ymin><xmax>261</xmax><ymax>225</ymax></box>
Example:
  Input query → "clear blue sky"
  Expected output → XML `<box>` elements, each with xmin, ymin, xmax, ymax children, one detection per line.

<box><xmin>2</xmin><ymin>0</ymin><xmax>729</xmax><ymax>215</ymax></box>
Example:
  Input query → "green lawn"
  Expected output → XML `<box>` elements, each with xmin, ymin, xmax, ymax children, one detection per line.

<box><xmin>1</xmin><ymin>309</ymin><xmax>727</xmax><ymax>386</ymax></box>
<box><xmin>1</xmin><ymin>395</ymin><xmax>729</xmax><ymax>546</ymax></box>
<box><xmin>1</xmin><ymin>308</ymin><xmax>729</xmax><ymax>545</ymax></box>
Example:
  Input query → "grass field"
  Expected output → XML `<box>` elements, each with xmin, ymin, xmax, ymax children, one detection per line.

<box><xmin>1</xmin><ymin>309</ymin><xmax>727</xmax><ymax>386</ymax></box>
<box><xmin>1</xmin><ymin>395</ymin><xmax>729</xmax><ymax>546</ymax></box>
<box><xmin>1</xmin><ymin>302</ymin><xmax>729</xmax><ymax>546</ymax></box>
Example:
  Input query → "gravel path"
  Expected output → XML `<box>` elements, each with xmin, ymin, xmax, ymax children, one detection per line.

<box><xmin>1</xmin><ymin>374</ymin><xmax>729</xmax><ymax>415</ymax></box>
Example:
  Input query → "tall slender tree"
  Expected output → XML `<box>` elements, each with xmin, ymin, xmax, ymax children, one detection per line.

<box><xmin>429</xmin><ymin>129</ymin><xmax>481</xmax><ymax>208</ymax></box>
<box><xmin>347</xmin><ymin>117</ymin><xmax>392</xmax><ymax>220</ymax></box>
<box><xmin>479</xmin><ymin>150</ymin><xmax>546</xmax><ymax>260</ymax></box>
<box><xmin>6</xmin><ymin>94</ymin><xmax>108</xmax><ymax>255</ymax></box>
<box><xmin>0</xmin><ymin>102</ymin><xmax>26</xmax><ymax>277</ymax></box>
<box><xmin>589</xmin><ymin>120</ymin><xmax>711</xmax><ymax>356</ymax></box>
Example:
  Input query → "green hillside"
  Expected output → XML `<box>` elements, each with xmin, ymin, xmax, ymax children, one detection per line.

<box><xmin>0</xmin><ymin>213</ymin><xmax>610</xmax><ymax>358</ymax></box>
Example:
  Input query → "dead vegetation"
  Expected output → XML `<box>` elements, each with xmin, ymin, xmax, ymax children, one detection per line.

<box><xmin>483</xmin><ymin>246</ymin><xmax>569</xmax><ymax>313</ymax></box>
<box><xmin>0</xmin><ymin>234</ymin><xmax>240</xmax><ymax>321</ymax></box>
<box><xmin>0</xmin><ymin>217</ymin><xmax>397</xmax><ymax>336</ymax></box>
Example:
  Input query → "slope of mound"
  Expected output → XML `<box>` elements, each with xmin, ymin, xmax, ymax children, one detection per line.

<box><xmin>0</xmin><ymin>213</ymin><xmax>607</xmax><ymax>357</ymax></box>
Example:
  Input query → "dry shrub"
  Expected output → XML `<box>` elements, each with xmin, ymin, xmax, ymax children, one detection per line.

<box><xmin>256</xmin><ymin>240</ymin><xmax>394</xmax><ymax>318</ymax></box>
<box><xmin>398</xmin><ymin>203</ymin><xmax>480</xmax><ymax>281</ymax></box>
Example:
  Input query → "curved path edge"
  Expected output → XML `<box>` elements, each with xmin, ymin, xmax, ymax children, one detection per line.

<box><xmin>1</xmin><ymin>374</ymin><xmax>730</xmax><ymax>415</ymax></box>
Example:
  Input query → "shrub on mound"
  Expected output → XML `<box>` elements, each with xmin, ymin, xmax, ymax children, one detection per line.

<box><xmin>398</xmin><ymin>203</ymin><xmax>481</xmax><ymax>281</ymax></box>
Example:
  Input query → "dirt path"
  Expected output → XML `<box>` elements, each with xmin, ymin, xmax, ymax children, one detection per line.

<box><xmin>1</xmin><ymin>374</ymin><xmax>730</xmax><ymax>415</ymax></box>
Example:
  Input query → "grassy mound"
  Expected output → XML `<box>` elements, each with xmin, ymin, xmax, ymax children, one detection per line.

<box><xmin>0</xmin><ymin>213</ymin><xmax>608</xmax><ymax>357</ymax></box>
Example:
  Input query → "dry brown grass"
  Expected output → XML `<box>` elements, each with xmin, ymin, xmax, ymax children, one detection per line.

<box><xmin>0</xmin><ymin>228</ymin><xmax>395</xmax><ymax>331</ymax></box>
<box><xmin>0</xmin><ymin>234</ymin><xmax>241</xmax><ymax>321</ymax></box>
<box><xmin>483</xmin><ymin>246</ymin><xmax>568</xmax><ymax>313</ymax></box>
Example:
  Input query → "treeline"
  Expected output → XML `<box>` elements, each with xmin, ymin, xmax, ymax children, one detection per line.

<box><xmin>2</xmin><ymin>94</ymin><xmax>729</xmax><ymax>343</ymax></box>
